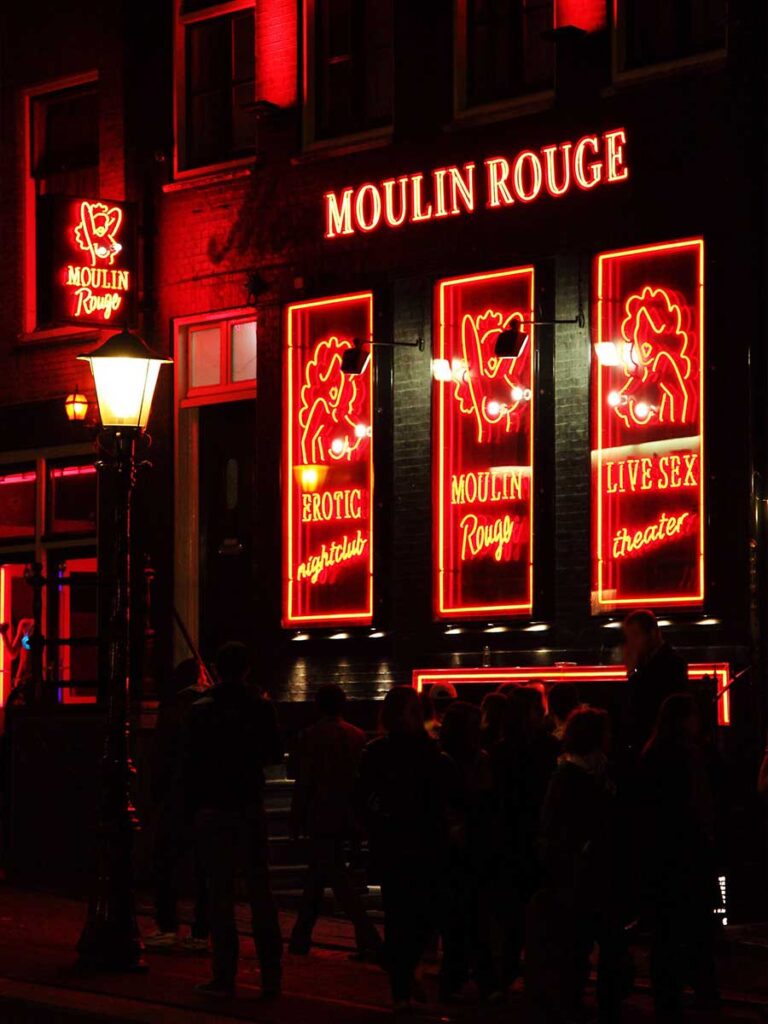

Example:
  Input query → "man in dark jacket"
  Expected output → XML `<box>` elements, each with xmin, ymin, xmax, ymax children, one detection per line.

<box><xmin>178</xmin><ymin>642</ymin><xmax>283</xmax><ymax>998</ymax></box>
<box><xmin>623</xmin><ymin>609</ymin><xmax>689</xmax><ymax>752</ymax></box>
<box><xmin>288</xmin><ymin>683</ymin><xmax>381</xmax><ymax>958</ymax></box>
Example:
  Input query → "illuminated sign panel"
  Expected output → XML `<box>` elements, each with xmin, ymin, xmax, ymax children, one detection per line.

<box><xmin>39</xmin><ymin>196</ymin><xmax>137</xmax><ymax>327</ymax></box>
<box><xmin>412</xmin><ymin>664</ymin><xmax>731</xmax><ymax>726</ymax></box>
<box><xmin>324</xmin><ymin>128</ymin><xmax>628</xmax><ymax>239</ymax></box>
<box><xmin>435</xmin><ymin>268</ymin><xmax>535</xmax><ymax>618</ymax></box>
<box><xmin>283</xmin><ymin>293</ymin><xmax>374</xmax><ymax>627</ymax></box>
<box><xmin>592</xmin><ymin>239</ymin><xmax>704</xmax><ymax>610</ymax></box>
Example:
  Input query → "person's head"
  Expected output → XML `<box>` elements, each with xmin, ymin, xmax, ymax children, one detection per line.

<box><xmin>173</xmin><ymin>658</ymin><xmax>201</xmax><ymax>691</ymax></box>
<box><xmin>547</xmin><ymin>682</ymin><xmax>580</xmax><ymax>726</ymax></box>
<box><xmin>380</xmin><ymin>685</ymin><xmax>424</xmax><ymax>736</ymax></box>
<box><xmin>213</xmin><ymin>642</ymin><xmax>251</xmax><ymax>687</ymax></box>
<box><xmin>429</xmin><ymin>681</ymin><xmax>458</xmax><ymax>721</ymax></box>
<box><xmin>419</xmin><ymin>690</ymin><xmax>436</xmax><ymax>722</ymax></box>
<box><xmin>315</xmin><ymin>682</ymin><xmax>346</xmax><ymax>718</ymax></box>
<box><xmin>440</xmin><ymin>701</ymin><xmax>482</xmax><ymax>762</ymax></box>
<box><xmin>622</xmin><ymin>609</ymin><xmax>663</xmax><ymax>667</ymax></box>
<box><xmin>645</xmin><ymin>692</ymin><xmax>700</xmax><ymax>753</ymax></box>
<box><xmin>480</xmin><ymin>692</ymin><xmax>507</xmax><ymax>740</ymax></box>
<box><xmin>562</xmin><ymin>707</ymin><xmax>611</xmax><ymax>758</ymax></box>
<box><xmin>514</xmin><ymin>685</ymin><xmax>546</xmax><ymax>732</ymax></box>
<box><xmin>495</xmin><ymin>682</ymin><xmax>520</xmax><ymax>700</ymax></box>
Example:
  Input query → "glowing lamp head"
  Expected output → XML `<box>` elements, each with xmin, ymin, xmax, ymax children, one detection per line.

<box><xmin>341</xmin><ymin>337</ymin><xmax>371</xmax><ymax>376</ymax></box>
<box><xmin>594</xmin><ymin>341</ymin><xmax>621</xmax><ymax>366</ymax></box>
<box><xmin>331</xmin><ymin>437</ymin><xmax>346</xmax><ymax>456</ymax></box>
<box><xmin>494</xmin><ymin>320</ymin><xmax>528</xmax><ymax>359</ymax></box>
<box><xmin>486</xmin><ymin>399</ymin><xmax>502</xmax><ymax>417</ymax></box>
<box><xmin>354</xmin><ymin>422</ymin><xmax>369</xmax><ymax>439</ymax></box>
<box><xmin>294</xmin><ymin>464</ymin><xmax>328</xmax><ymax>492</ymax></box>
<box><xmin>607</xmin><ymin>390</ymin><xmax>622</xmax><ymax>408</ymax></box>
<box><xmin>634</xmin><ymin>400</ymin><xmax>650</xmax><ymax>420</ymax></box>
<box><xmin>431</xmin><ymin>358</ymin><xmax>453</xmax><ymax>382</ymax></box>
<box><xmin>78</xmin><ymin>330</ymin><xmax>171</xmax><ymax>430</ymax></box>
<box><xmin>510</xmin><ymin>385</ymin><xmax>524</xmax><ymax>402</ymax></box>
<box><xmin>64</xmin><ymin>388</ymin><xmax>89</xmax><ymax>422</ymax></box>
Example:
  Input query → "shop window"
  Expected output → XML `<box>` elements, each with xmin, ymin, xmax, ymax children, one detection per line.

<box><xmin>179</xmin><ymin>314</ymin><xmax>257</xmax><ymax>406</ymax></box>
<box><xmin>591</xmin><ymin>238</ymin><xmax>705</xmax><ymax>611</ymax></box>
<box><xmin>25</xmin><ymin>79</ymin><xmax>99</xmax><ymax>331</ymax></box>
<box><xmin>456</xmin><ymin>0</ymin><xmax>554</xmax><ymax>113</ymax></box>
<box><xmin>305</xmin><ymin>0</ymin><xmax>394</xmax><ymax>144</ymax></box>
<box><xmin>0</xmin><ymin>564</ymin><xmax>34</xmax><ymax>706</ymax></box>
<box><xmin>176</xmin><ymin>0</ymin><xmax>257</xmax><ymax>172</ymax></box>
<box><xmin>47</xmin><ymin>462</ymin><xmax>98</xmax><ymax>537</ymax></box>
<box><xmin>616</xmin><ymin>0</ymin><xmax>726</xmax><ymax>72</ymax></box>
<box><xmin>0</xmin><ymin>468</ymin><xmax>37</xmax><ymax>541</ymax></box>
<box><xmin>56</xmin><ymin>556</ymin><xmax>98</xmax><ymax>705</ymax></box>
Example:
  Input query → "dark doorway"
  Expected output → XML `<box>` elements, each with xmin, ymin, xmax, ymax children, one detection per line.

<box><xmin>199</xmin><ymin>400</ymin><xmax>256</xmax><ymax>658</ymax></box>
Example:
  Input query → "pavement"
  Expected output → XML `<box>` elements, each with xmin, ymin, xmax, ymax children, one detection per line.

<box><xmin>0</xmin><ymin>883</ymin><xmax>767</xmax><ymax>1022</ymax></box>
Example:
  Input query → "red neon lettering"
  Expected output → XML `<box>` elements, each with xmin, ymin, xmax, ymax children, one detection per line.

<box><xmin>300</xmin><ymin>487</ymin><xmax>365</xmax><ymax>522</ymax></box>
<box><xmin>459</xmin><ymin>512</ymin><xmax>526</xmax><ymax>562</ymax></box>
<box><xmin>355</xmin><ymin>183</ymin><xmax>381</xmax><ymax>232</ymax></box>
<box><xmin>296</xmin><ymin>529</ymin><xmax>368</xmax><ymax>584</ymax></box>
<box><xmin>382</xmin><ymin>177</ymin><xmax>408</xmax><ymax>227</ymax></box>
<box><xmin>612</xmin><ymin>511</ymin><xmax>693</xmax><ymax>559</ymax></box>
<box><xmin>573</xmin><ymin>134</ymin><xmax>603</xmax><ymax>189</ymax></box>
<box><xmin>604</xmin><ymin>128</ymin><xmax>629</xmax><ymax>183</ymax></box>
<box><xmin>448</xmin><ymin>163</ymin><xmax>476</xmax><ymax>214</ymax></box>
<box><xmin>486</xmin><ymin>158</ymin><xmax>514</xmax><ymax>208</ymax></box>
<box><xmin>605</xmin><ymin>453</ymin><xmax>699</xmax><ymax>494</ymax></box>
<box><xmin>410</xmin><ymin>174</ymin><xmax>433</xmax><ymax>222</ymax></box>
<box><xmin>324</xmin><ymin>188</ymin><xmax>354</xmax><ymax>238</ymax></box>
<box><xmin>541</xmin><ymin>143</ymin><xmax>573</xmax><ymax>197</ymax></box>
<box><xmin>512</xmin><ymin>150</ymin><xmax>543</xmax><ymax>202</ymax></box>
<box><xmin>451</xmin><ymin>469</ymin><xmax>526</xmax><ymax>505</ymax></box>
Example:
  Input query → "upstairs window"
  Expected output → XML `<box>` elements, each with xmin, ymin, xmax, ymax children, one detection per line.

<box><xmin>0</xmin><ymin>468</ymin><xmax>36</xmax><ymax>542</ymax></box>
<box><xmin>457</xmin><ymin>0</ymin><xmax>554</xmax><ymax>113</ymax></box>
<box><xmin>617</xmin><ymin>0</ymin><xmax>726</xmax><ymax>71</ymax></box>
<box><xmin>306</xmin><ymin>0</ymin><xmax>394</xmax><ymax>143</ymax></box>
<box><xmin>177</xmin><ymin>0</ymin><xmax>257</xmax><ymax>172</ymax></box>
<box><xmin>178</xmin><ymin>313</ymin><xmax>257</xmax><ymax>406</ymax></box>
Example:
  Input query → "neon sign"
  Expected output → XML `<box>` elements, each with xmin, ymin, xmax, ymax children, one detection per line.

<box><xmin>412</xmin><ymin>664</ymin><xmax>731</xmax><ymax>727</ymax></box>
<box><xmin>284</xmin><ymin>293</ymin><xmax>374</xmax><ymax>627</ymax></box>
<box><xmin>40</xmin><ymin>196</ymin><xmax>136</xmax><ymax>327</ymax></box>
<box><xmin>592</xmin><ymin>239</ymin><xmax>705</xmax><ymax>610</ymax></box>
<box><xmin>435</xmin><ymin>268</ymin><xmax>534</xmax><ymax>618</ymax></box>
<box><xmin>324</xmin><ymin>128</ymin><xmax>628</xmax><ymax>239</ymax></box>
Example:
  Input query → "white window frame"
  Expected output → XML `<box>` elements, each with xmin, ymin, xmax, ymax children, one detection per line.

<box><xmin>173</xmin><ymin>0</ymin><xmax>257</xmax><ymax>181</ymax></box>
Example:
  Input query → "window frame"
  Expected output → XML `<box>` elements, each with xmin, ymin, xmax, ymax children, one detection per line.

<box><xmin>453</xmin><ymin>0</ymin><xmax>555</xmax><ymax>125</ymax></box>
<box><xmin>302</xmin><ymin>0</ymin><xmax>394</xmax><ymax>154</ymax></box>
<box><xmin>21</xmin><ymin>72</ymin><xmax>100</xmax><ymax>340</ymax></box>
<box><xmin>173</xmin><ymin>0</ymin><xmax>258</xmax><ymax>180</ymax></box>
<box><xmin>611</xmin><ymin>0</ymin><xmax>727</xmax><ymax>85</ymax></box>
<box><xmin>176</xmin><ymin>309</ymin><xmax>258</xmax><ymax>408</ymax></box>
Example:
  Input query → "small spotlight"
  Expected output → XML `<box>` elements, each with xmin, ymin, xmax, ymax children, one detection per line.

<box><xmin>329</xmin><ymin>631</ymin><xmax>350</xmax><ymax>640</ymax></box>
<box><xmin>594</xmin><ymin>341</ymin><xmax>621</xmax><ymax>367</ymax></box>
<box><xmin>697</xmin><ymin>617</ymin><xmax>721</xmax><ymax>626</ymax></box>
<box><xmin>656</xmin><ymin>618</ymin><xmax>672</xmax><ymax>627</ymax></box>
<box><xmin>634</xmin><ymin>400</ymin><xmax>651</xmax><ymax>420</ymax></box>
<box><xmin>603</xmin><ymin>620</ymin><xmax>622</xmax><ymax>629</ymax></box>
<box><xmin>341</xmin><ymin>338</ymin><xmax>371</xmax><ymax>375</ymax></box>
<box><xmin>511</xmin><ymin>385</ymin><xmax>524</xmax><ymax>402</ymax></box>
<box><xmin>431</xmin><ymin>358</ymin><xmax>453</xmax><ymax>382</ymax></box>
<box><xmin>445</xmin><ymin>626</ymin><xmax>464</xmax><ymax>635</ymax></box>
<box><xmin>524</xmin><ymin>623</ymin><xmax>550</xmax><ymax>632</ymax></box>
<box><xmin>369</xmin><ymin>630</ymin><xmax>385</xmax><ymax>639</ymax></box>
<box><xmin>494</xmin><ymin>320</ymin><xmax>528</xmax><ymax>359</ymax></box>
<box><xmin>292</xmin><ymin>632</ymin><xmax>310</xmax><ymax>641</ymax></box>
<box><xmin>607</xmin><ymin>391</ymin><xmax>622</xmax><ymax>408</ymax></box>
<box><xmin>354</xmin><ymin>422</ymin><xmax>369</xmax><ymax>438</ymax></box>
<box><xmin>484</xmin><ymin>625</ymin><xmax>508</xmax><ymax>633</ymax></box>
<box><xmin>331</xmin><ymin>438</ymin><xmax>345</xmax><ymax>456</ymax></box>
<box><xmin>487</xmin><ymin>400</ymin><xmax>502</xmax><ymax>417</ymax></box>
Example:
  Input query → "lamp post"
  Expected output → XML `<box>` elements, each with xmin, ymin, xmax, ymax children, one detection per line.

<box><xmin>76</xmin><ymin>329</ymin><xmax>171</xmax><ymax>971</ymax></box>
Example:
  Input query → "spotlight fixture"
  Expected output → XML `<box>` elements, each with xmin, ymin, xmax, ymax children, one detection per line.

<box><xmin>494</xmin><ymin>321</ymin><xmax>529</xmax><ymax>359</ymax></box>
<box><xmin>340</xmin><ymin>338</ymin><xmax>371</xmax><ymax>376</ymax></box>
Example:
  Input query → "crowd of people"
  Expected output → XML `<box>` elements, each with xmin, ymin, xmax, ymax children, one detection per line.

<box><xmin>147</xmin><ymin>609</ymin><xmax>727</xmax><ymax>1021</ymax></box>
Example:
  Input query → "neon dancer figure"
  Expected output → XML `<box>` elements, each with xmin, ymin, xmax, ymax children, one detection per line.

<box><xmin>0</xmin><ymin>617</ymin><xmax>36</xmax><ymax>706</ymax></box>
<box><xmin>613</xmin><ymin>286</ymin><xmax>697</xmax><ymax>430</ymax></box>
<box><xmin>299</xmin><ymin>337</ymin><xmax>369</xmax><ymax>464</ymax></box>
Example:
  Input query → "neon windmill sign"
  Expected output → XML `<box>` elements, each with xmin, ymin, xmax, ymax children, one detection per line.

<box><xmin>43</xmin><ymin>196</ymin><xmax>136</xmax><ymax>327</ymax></box>
<box><xmin>592</xmin><ymin>238</ymin><xmax>705</xmax><ymax>610</ymax></box>
<box><xmin>284</xmin><ymin>293</ymin><xmax>374</xmax><ymax>627</ymax></box>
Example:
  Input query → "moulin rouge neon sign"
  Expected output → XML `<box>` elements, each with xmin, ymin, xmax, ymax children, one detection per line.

<box><xmin>324</xmin><ymin>128</ymin><xmax>628</xmax><ymax>239</ymax></box>
<box><xmin>592</xmin><ymin>239</ymin><xmax>705</xmax><ymax>610</ymax></box>
<box><xmin>435</xmin><ymin>268</ymin><xmax>535</xmax><ymax>618</ymax></box>
<box><xmin>284</xmin><ymin>293</ymin><xmax>374</xmax><ymax>627</ymax></box>
<box><xmin>43</xmin><ymin>196</ymin><xmax>136</xmax><ymax>327</ymax></box>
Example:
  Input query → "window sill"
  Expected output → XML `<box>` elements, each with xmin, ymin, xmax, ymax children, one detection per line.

<box><xmin>607</xmin><ymin>48</ymin><xmax>726</xmax><ymax>92</ymax></box>
<box><xmin>449</xmin><ymin>90</ymin><xmax>555</xmax><ymax>131</ymax></box>
<box><xmin>294</xmin><ymin>126</ymin><xmax>392</xmax><ymax>165</ymax></box>
<box><xmin>16</xmin><ymin>326</ymin><xmax>101</xmax><ymax>349</ymax></box>
<box><xmin>164</xmin><ymin>159</ymin><xmax>256</xmax><ymax>193</ymax></box>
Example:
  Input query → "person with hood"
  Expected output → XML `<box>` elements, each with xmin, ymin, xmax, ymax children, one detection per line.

<box><xmin>178</xmin><ymin>642</ymin><xmax>283</xmax><ymax>999</ymax></box>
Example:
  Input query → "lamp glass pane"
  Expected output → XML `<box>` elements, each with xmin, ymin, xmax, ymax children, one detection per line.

<box><xmin>91</xmin><ymin>356</ymin><xmax>157</xmax><ymax>428</ymax></box>
<box><xmin>190</xmin><ymin>326</ymin><xmax>221</xmax><ymax>388</ymax></box>
<box><xmin>231</xmin><ymin>320</ymin><xmax>257</xmax><ymax>382</ymax></box>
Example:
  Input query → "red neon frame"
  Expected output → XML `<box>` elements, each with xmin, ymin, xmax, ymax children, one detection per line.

<box><xmin>0</xmin><ymin>564</ymin><xmax>32</xmax><ymax>707</ymax></box>
<box><xmin>58</xmin><ymin>556</ymin><xmax>98</xmax><ymax>705</ymax></box>
<box><xmin>283</xmin><ymin>292</ymin><xmax>374</xmax><ymax>627</ymax></box>
<box><xmin>412</xmin><ymin>663</ymin><xmax>731</xmax><ymax>726</ymax></box>
<box><xmin>592</xmin><ymin>238</ymin><xmax>705</xmax><ymax>610</ymax></box>
<box><xmin>434</xmin><ymin>267</ymin><xmax>535</xmax><ymax>619</ymax></box>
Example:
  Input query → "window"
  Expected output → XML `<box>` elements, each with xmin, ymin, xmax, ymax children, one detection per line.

<box><xmin>617</xmin><ymin>0</ymin><xmax>726</xmax><ymax>71</ymax></box>
<box><xmin>47</xmin><ymin>461</ymin><xmax>98</xmax><ymax>536</ymax></box>
<box><xmin>0</xmin><ymin>468</ymin><xmax>37</xmax><ymax>541</ymax></box>
<box><xmin>178</xmin><ymin>313</ymin><xmax>257</xmax><ymax>406</ymax></box>
<box><xmin>306</xmin><ymin>0</ymin><xmax>393</xmax><ymax>143</ymax></box>
<box><xmin>25</xmin><ymin>79</ymin><xmax>99</xmax><ymax>331</ymax></box>
<box><xmin>457</xmin><ymin>0</ymin><xmax>554</xmax><ymax>113</ymax></box>
<box><xmin>177</xmin><ymin>0</ymin><xmax>257</xmax><ymax>172</ymax></box>
<box><xmin>55</xmin><ymin>556</ymin><xmax>99</xmax><ymax>704</ymax></box>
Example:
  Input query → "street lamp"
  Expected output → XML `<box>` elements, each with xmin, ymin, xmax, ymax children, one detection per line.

<box><xmin>76</xmin><ymin>329</ymin><xmax>171</xmax><ymax>971</ymax></box>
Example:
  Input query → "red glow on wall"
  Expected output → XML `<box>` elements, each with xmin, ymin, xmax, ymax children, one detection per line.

<box><xmin>284</xmin><ymin>293</ymin><xmax>374</xmax><ymax>627</ymax></box>
<box><xmin>592</xmin><ymin>239</ymin><xmax>705</xmax><ymax>611</ymax></box>
<box><xmin>554</xmin><ymin>0</ymin><xmax>607</xmax><ymax>32</ymax></box>
<box><xmin>40</xmin><ymin>196</ymin><xmax>136</xmax><ymax>327</ymax></box>
<box><xmin>324</xmin><ymin>129</ymin><xmax>629</xmax><ymax>239</ymax></box>
<box><xmin>412</xmin><ymin>663</ymin><xmax>731</xmax><ymax>726</ymax></box>
<box><xmin>434</xmin><ymin>268</ymin><xmax>534</xmax><ymax>619</ymax></box>
<box><xmin>256</xmin><ymin>1</ymin><xmax>297</xmax><ymax>108</ymax></box>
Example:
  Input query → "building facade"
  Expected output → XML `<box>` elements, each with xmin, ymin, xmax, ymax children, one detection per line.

<box><xmin>1</xmin><ymin>0</ymin><xmax>767</xmax><ymax>908</ymax></box>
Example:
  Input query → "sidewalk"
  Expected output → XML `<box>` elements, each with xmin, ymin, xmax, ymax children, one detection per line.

<box><xmin>0</xmin><ymin>883</ymin><xmax>766</xmax><ymax>1022</ymax></box>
